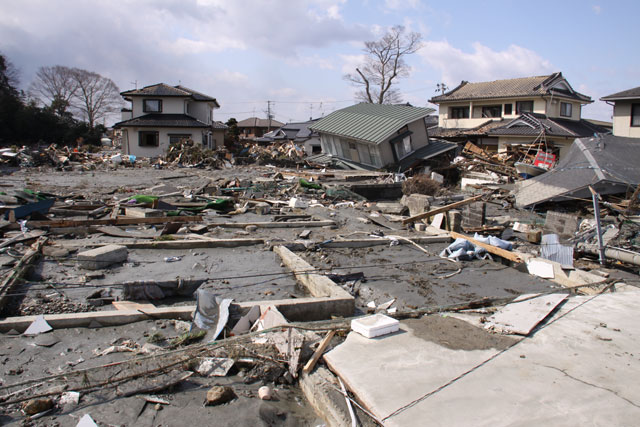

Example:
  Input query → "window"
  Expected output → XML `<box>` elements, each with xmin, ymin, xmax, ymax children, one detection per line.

<box><xmin>168</xmin><ymin>134</ymin><xmax>191</xmax><ymax>144</ymax></box>
<box><xmin>504</xmin><ymin>104</ymin><xmax>513</xmax><ymax>115</ymax></box>
<box><xmin>516</xmin><ymin>101</ymin><xmax>533</xmax><ymax>114</ymax></box>
<box><xmin>139</xmin><ymin>131</ymin><xmax>159</xmax><ymax>147</ymax></box>
<box><xmin>450</xmin><ymin>106</ymin><xmax>469</xmax><ymax>119</ymax></box>
<box><xmin>394</xmin><ymin>135</ymin><xmax>413</xmax><ymax>159</ymax></box>
<box><xmin>560</xmin><ymin>102</ymin><xmax>572</xmax><ymax>117</ymax></box>
<box><xmin>481</xmin><ymin>105</ymin><xmax>502</xmax><ymax>118</ymax></box>
<box><xmin>632</xmin><ymin>103</ymin><xmax>640</xmax><ymax>127</ymax></box>
<box><xmin>143</xmin><ymin>99</ymin><xmax>162</xmax><ymax>113</ymax></box>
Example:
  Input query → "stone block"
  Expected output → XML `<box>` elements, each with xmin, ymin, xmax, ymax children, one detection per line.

<box><xmin>77</xmin><ymin>244</ymin><xmax>128</xmax><ymax>270</ymax></box>
<box><xmin>400</xmin><ymin>194</ymin><xmax>431</xmax><ymax>217</ymax></box>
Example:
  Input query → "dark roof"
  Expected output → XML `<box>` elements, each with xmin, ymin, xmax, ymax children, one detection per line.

<box><xmin>515</xmin><ymin>134</ymin><xmax>640</xmax><ymax>207</ymax></box>
<box><xmin>304</xmin><ymin>153</ymin><xmax>379</xmax><ymax>171</ymax></box>
<box><xmin>114</xmin><ymin>114</ymin><xmax>211</xmax><ymax>128</ymax></box>
<box><xmin>236</xmin><ymin>117</ymin><xmax>285</xmax><ymax>128</ymax></box>
<box><xmin>397</xmin><ymin>139</ymin><xmax>457</xmax><ymax>171</ymax></box>
<box><xmin>212</xmin><ymin>121</ymin><xmax>228</xmax><ymax>130</ymax></box>
<box><xmin>121</xmin><ymin>83</ymin><xmax>219</xmax><ymax>106</ymax></box>
<box><xmin>600</xmin><ymin>86</ymin><xmax>640</xmax><ymax>101</ymax></box>
<box><xmin>488</xmin><ymin>113</ymin><xmax>609</xmax><ymax>138</ymax></box>
<box><xmin>429</xmin><ymin>120</ymin><xmax>505</xmax><ymax>138</ymax></box>
<box><xmin>430</xmin><ymin>72</ymin><xmax>591</xmax><ymax>104</ymax></box>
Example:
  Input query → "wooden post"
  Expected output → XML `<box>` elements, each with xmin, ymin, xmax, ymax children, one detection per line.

<box><xmin>302</xmin><ymin>330</ymin><xmax>336</xmax><ymax>374</ymax></box>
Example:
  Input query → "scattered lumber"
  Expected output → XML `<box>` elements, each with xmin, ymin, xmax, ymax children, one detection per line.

<box><xmin>402</xmin><ymin>194</ymin><xmax>485</xmax><ymax>224</ymax></box>
<box><xmin>449</xmin><ymin>231</ymin><xmax>522</xmax><ymax>263</ymax></box>
<box><xmin>302</xmin><ymin>330</ymin><xmax>336</xmax><ymax>374</ymax></box>
<box><xmin>0</xmin><ymin>236</ymin><xmax>47</xmax><ymax>311</ymax></box>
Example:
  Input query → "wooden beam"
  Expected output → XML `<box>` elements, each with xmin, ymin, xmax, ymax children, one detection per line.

<box><xmin>55</xmin><ymin>238</ymin><xmax>264</xmax><ymax>250</ymax></box>
<box><xmin>0</xmin><ymin>236</ymin><xmax>47</xmax><ymax>311</ymax></box>
<box><xmin>23</xmin><ymin>215</ymin><xmax>203</xmax><ymax>229</ymax></box>
<box><xmin>402</xmin><ymin>194</ymin><xmax>485</xmax><ymax>224</ymax></box>
<box><xmin>302</xmin><ymin>330</ymin><xmax>336</xmax><ymax>374</ymax></box>
<box><xmin>450</xmin><ymin>231</ymin><xmax>522</xmax><ymax>263</ymax></box>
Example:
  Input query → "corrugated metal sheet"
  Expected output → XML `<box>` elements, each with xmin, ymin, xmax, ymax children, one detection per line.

<box><xmin>310</xmin><ymin>103</ymin><xmax>434</xmax><ymax>145</ymax></box>
<box><xmin>540</xmin><ymin>234</ymin><xmax>574</xmax><ymax>268</ymax></box>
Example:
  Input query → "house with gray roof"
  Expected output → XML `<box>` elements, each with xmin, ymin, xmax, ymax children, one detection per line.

<box><xmin>258</xmin><ymin>119</ymin><xmax>322</xmax><ymax>154</ymax></box>
<box><xmin>429</xmin><ymin>73</ymin><xmax>601</xmax><ymax>158</ymax></box>
<box><xmin>601</xmin><ymin>86</ymin><xmax>640</xmax><ymax>138</ymax></box>
<box><xmin>236</xmin><ymin>117</ymin><xmax>284</xmax><ymax>140</ymax></box>
<box><xmin>114</xmin><ymin>83</ymin><xmax>224</xmax><ymax>157</ymax></box>
<box><xmin>309</xmin><ymin>103</ymin><xmax>456</xmax><ymax>170</ymax></box>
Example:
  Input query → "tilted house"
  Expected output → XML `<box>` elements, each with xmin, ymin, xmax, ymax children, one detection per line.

<box><xmin>309</xmin><ymin>103</ymin><xmax>456</xmax><ymax>170</ymax></box>
<box><xmin>601</xmin><ymin>86</ymin><xmax>640</xmax><ymax>138</ymax></box>
<box><xmin>429</xmin><ymin>73</ymin><xmax>604</xmax><ymax>158</ymax></box>
<box><xmin>115</xmin><ymin>83</ymin><xmax>223</xmax><ymax>157</ymax></box>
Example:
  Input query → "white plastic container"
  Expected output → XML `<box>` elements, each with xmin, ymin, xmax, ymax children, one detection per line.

<box><xmin>351</xmin><ymin>314</ymin><xmax>399</xmax><ymax>338</ymax></box>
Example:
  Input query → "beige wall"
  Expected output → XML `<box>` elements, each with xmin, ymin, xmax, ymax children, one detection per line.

<box><xmin>131</xmin><ymin>97</ymin><xmax>185</xmax><ymax>118</ymax></box>
<box><xmin>545</xmin><ymin>98</ymin><xmax>581</xmax><ymax>120</ymax></box>
<box><xmin>612</xmin><ymin>101</ymin><xmax>640</xmax><ymax>138</ymax></box>
<box><xmin>212</xmin><ymin>129</ymin><xmax>226</xmax><ymax>149</ymax></box>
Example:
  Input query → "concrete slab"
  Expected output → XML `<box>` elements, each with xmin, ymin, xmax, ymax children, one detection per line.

<box><xmin>325</xmin><ymin>289</ymin><xmax>640</xmax><ymax>426</ymax></box>
<box><xmin>485</xmin><ymin>293</ymin><xmax>568</xmax><ymax>335</ymax></box>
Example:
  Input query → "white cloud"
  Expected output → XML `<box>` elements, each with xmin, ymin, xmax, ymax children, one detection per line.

<box><xmin>340</xmin><ymin>54</ymin><xmax>366</xmax><ymax>74</ymax></box>
<box><xmin>216</xmin><ymin>70</ymin><xmax>249</xmax><ymax>84</ymax></box>
<box><xmin>269</xmin><ymin>87</ymin><xmax>297</xmax><ymax>98</ymax></box>
<box><xmin>286</xmin><ymin>55</ymin><xmax>335</xmax><ymax>70</ymax></box>
<box><xmin>419</xmin><ymin>40</ymin><xmax>555</xmax><ymax>86</ymax></box>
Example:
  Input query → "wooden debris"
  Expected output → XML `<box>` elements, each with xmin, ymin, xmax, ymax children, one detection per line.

<box><xmin>402</xmin><ymin>194</ymin><xmax>485</xmax><ymax>224</ymax></box>
<box><xmin>302</xmin><ymin>330</ymin><xmax>336</xmax><ymax>374</ymax></box>
<box><xmin>449</xmin><ymin>231</ymin><xmax>522</xmax><ymax>263</ymax></box>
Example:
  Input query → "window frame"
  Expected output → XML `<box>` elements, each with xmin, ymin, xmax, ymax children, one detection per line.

<box><xmin>450</xmin><ymin>106</ymin><xmax>470</xmax><ymax>119</ymax></box>
<box><xmin>560</xmin><ymin>102</ymin><xmax>572</xmax><ymax>117</ymax></box>
<box><xmin>504</xmin><ymin>104</ymin><xmax>513</xmax><ymax>115</ymax></box>
<box><xmin>631</xmin><ymin>103</ymin><xmax>640</xmax><ymax>127</ymax></box>
<box><xmin>481</xmin><ymin>105</ymin><xmax>502</xmax><ymax>118</ymax></box>
<box><xmin>138</xmin><ymin>131</ymin><xmax>159</xmax><ymax>147</ymax></box>
<box><xmin>516</xmin><ymin>100</ymin><xmax>534</xmax><ymax>114</ymax></box>
<box><xmin>143</xmin><ymin>99</ymin><xmax>163</xmax><ymax>113</ymax></box>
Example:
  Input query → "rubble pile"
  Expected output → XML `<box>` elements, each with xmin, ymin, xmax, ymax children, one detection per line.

<box><xmin>164</xmin><ymin>139</ymin><xmax>229</xmax><ymax>168</ymax></box>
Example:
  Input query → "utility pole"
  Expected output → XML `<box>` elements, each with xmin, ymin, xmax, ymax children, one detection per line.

<box><xmin>266</xmin><ymin>100</ymin><xmax>273</xmax><ymax>131</ymax></box>
<box><xmin>309</xmin><ymin>103</ymin><xmax>313</xmax><ymax>120</ymax></box>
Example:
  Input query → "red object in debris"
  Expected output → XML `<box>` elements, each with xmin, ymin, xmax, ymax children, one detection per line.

<box><xmin>73</xmin><ymin>148</ymin><xmax>79</xmax><ymax>153</ymax></box>
<box><xmin>533</xmin><ymin>151</ymin><xmax>555</xmax><ymax>169</ymax></box>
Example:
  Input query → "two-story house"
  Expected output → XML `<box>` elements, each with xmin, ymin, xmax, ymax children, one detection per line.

<box><xmin>600</xmin><ymin>86</ymin><xmax>640</xmax><ymax>138</ymax></box>
<box><xmin>114</xmin><ymin>83</ymin><xmax>224</xmax><ymax>157</ymax></box>
<box><xmin>429</xmin><ymin>73</ymin><xmax>607</xmax><ymax>158</ymax></box>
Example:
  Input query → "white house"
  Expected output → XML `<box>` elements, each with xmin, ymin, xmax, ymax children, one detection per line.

<box><xmin>601</xmin><ymin>86</ymin><xmax>640</xmax><ymax>138</ymax></box>
<box><xmin>115</xmin><ymin>83</ymin><xmax>224</xmax><ymax>157</ymax></box>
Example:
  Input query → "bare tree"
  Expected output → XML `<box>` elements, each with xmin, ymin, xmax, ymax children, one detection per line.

<box><xmin>71</xmin><ymin>69</ymin><xmax>122</xmax><ymax>129</ymax></box>
<box><xmin>29</xmin><ymin>65</ymin><xmax>78</xmax><ymax>112</ymax></box>
<box><xmin>345</xmin><ymin>26</ymin><xmax>422</xmax><ymax>104</ymax></box>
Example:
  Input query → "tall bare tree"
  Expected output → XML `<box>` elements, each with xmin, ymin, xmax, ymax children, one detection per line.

<box><xmin>29</xmin><ymin>65</ymin><xmax>78</xmax><ymax>112</ymax></box>
<box><xmin>345</xmin><ymin>25</ymin><xmax>422</xmax><ymax>104</ymax></box>
<box><xmin>71</xmin><ymin>69</ymin><xmax>121</xmax><ymax>129</ymax></box>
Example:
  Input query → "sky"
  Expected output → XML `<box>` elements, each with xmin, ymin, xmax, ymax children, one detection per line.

<box><xmin>1</xmin><ymin>0</ymin><xmax>638</xmax><ymax>126</ymax></box>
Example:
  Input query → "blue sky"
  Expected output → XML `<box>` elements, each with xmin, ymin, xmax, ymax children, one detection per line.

<box><xmin>1</xmin><ymin>0</ymin><xmax>638</xmax><ymax>125</ymax></box>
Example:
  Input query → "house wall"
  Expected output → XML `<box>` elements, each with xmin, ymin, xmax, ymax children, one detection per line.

<box><xmin>303</xmin><ymin>136</ymin><xmax>322</xmax><ymax>155</ymax></box>
<box><xmin>438</xmin><ymin>98</ymin><xmax>549</xmax><ymax>128</ymax></box>
<box><xmin>212</xmin><ymin>129</ymin><xmax>226</xmax><ymax>149</ymax></box>
<box><xmin>131</xmin><ymin>97</ymin><xmax>186</xmax><ymax>118</ymax></box>
<box><xmin>122</xmin><ymin>127</ymin><xmax>205</xmax><ymax>157</ymax></box>
<box><xmin>612</xmin><ymin>101</ymin><xmax>640</xmax><ymax>138</ymax></box>
<box><xmin>545</xmin><ymin>98</ymin><xmax>581</xmax><ymax>121</ymax></box>
<box><xmin>187</xmin><ymin>101</ymin><xmax>213</xmax><ymax>124</ymax></box>
<box><xmin>497</xmin><ymin>135</ymin><xmax>573</xmax><ymax>159</ymax></box>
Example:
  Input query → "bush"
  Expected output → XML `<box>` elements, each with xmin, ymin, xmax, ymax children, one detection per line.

<box><xmin>402</xmin><ymin>174</ymin><xmax>441</xmax><ymax>196</ymax></box>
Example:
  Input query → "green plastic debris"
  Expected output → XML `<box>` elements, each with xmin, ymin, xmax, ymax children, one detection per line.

<box><xmin>127</xmin><ymin>195</ymin><xmax>159</xmax><ymax>204</ymax></box>
<box><xmin>167</xmin><ymin>199</ymin><xmax>231</xmax><ymax>216</ymax></box>
<box><xmin>299</xmin><ymin>178</ymin><xmax>322</xmax><ymax>190</ymax></box>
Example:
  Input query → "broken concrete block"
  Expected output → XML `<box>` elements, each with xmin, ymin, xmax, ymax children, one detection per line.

<box><xmin>430</xmin><ymin>171</ymin><xmax>444</xmax><ymax>184</ymax></box>
<box><xmin>446</xmin><ymin>210</ymin><xmax>462</xmax><ymax>232</ymax></box>
<box><xmin>288</xmin><ymin>198</ymin><xmax>308</xmax><ymax>209</ymax></box>
<box><xmin>255</xmin><ymin>202</ymin><xmax>271</xmax><ymax>215</ymax></box>
<box><xmin>462</xmin><ymin>202</ymin><xmax>485</xmax><ymax>229</ymax></box>
<box><xmin>299</xmin><ymin>230</ymin><xmax>312</xmax><ymax>239</ymax></box>
<box><xmin>78</xmin><ymin>245</ymin><xmax>128</xmax><ymax>270</ymax></box>
<box><xmin>375</xmin><ymin>202</ymin><xmax>406</xmax><ymax>215</ymax></box>
<box><xmin>42</xmin><ymin>245</ymin><xmax>70</xmax><ymax>258</ymax></box>
<box><xmin>124</xmin><ymin>207</ymin><xmax>163</xmax><ymax>218</ymax></box>
<box><xmin>527</xmin><ymin>230</ymin><xmax>542</xmax><ymax>244</ymax></box>
<box><xmin>206</xmin><ymin>385</ymin><xmax>236</xmax><ymax>405</ymax></box>
<box><xmin>400</xmin><ymin>194</ymin><xmax>431</xmax><ymax>217</ymax></box>
<box><xmin>544</xmin><ymin>211</ymin><xmax>579</xmax><ymax>240</ymax></box>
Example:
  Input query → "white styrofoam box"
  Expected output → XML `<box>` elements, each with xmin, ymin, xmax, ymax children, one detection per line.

<box><xmin>351</xmin><ymin>314</ymin><xmax>399</xmax><ymax>338</ymax></box>
<box><xmin>288</xmin><ymin>197</ymin><xmax>308</xmax><ymax>209</ymax></box>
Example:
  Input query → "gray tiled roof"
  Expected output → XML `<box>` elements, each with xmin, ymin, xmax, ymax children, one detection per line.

<box><xmin>430</xmin><ymin>72</ymin><xmax>591</xmax><ymax>103</ymax></box>
<box><xmin>236</xmin><ymin>117</ymin><xmax>285</xmax><ymax>128</ymax></box>
<box><xmin>114</xmin><ymin>114</ymin><xmax>211</xmax><ymax>128</ymax></box>
<box><xmin>600</xmin><ymin>86</ymin><xmax>640</xmax><ymax>101</ymax></box>
<box><xmin>397</xmin><ymin>139</ymin><xmax>457</xmax><ymax>171</ymax></box>
<box><xmin>310</xmin><ymin>103</ymin><xmax>435</xmax><ymax>145</ymax></box>
<box><xmin>121</xmin><ymin>83</ymin><xmax>219</xmax><ymax>106</ymax></box>
<box><xmin>488</xmin><ymin>113</ymin><xmax>608</xmax><ymax>138</ymax></box>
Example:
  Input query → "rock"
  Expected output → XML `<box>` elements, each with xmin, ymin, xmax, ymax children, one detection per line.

<box><xmin>22</xmin><ymin>398</ymin><xmax>54</xmax><ymax>415</ymax></box>
<box><xmin>375</xmin><ymin>202</ymin><xmax>406</xmax><ymax>215</ymax></box>
<box><xmin>245</xmin><ymin>225</ymin><xmax>258</xmax><ymax>232</ymax></box>
<box><xmin>255</xmin><ymin>202</ymin><xmax>271</xmax><ymax>215</ymax></box>
<box><xmin>206</xmin><ymin>385</ymin><xmax>237</xmax><ymax>406</ymax></box>
<box><xmin>400</xmin><ymin>194</ymin><xmax>431</xmax><ymax>217</ymax></box>
<box><xmin>42</xmin><ymin>246</ymin><xmax>70</xmax><ymax>258</ymax></box>
<box><xmin>258</xmin><ymin>385</ymin><xmax>272</xmax><ymax>400</ymax></box>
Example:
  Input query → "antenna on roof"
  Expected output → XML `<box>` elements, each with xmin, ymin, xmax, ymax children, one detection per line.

<box><xmin>130</xmin><ymin>80</ymin><xmax>137</xmax><ymax>89</ymax></box>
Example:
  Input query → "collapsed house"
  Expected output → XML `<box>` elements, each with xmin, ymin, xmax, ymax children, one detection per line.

<box><xmin>514</xmin><ymin>134</ymin><xmax>640</xmax><ymax>207</ymax></box>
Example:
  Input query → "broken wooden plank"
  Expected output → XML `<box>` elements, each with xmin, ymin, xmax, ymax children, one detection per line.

<box><xmin>485</xmin><ymin>293</ymin><xmax>568</xmax><ymax>335</ymax></box>
<box><xmin>97</xmin><ymin>226</ymin><xmax>160</xmax><ymax>239</ymax></box>
<box><xmin>402</xmin><ymin>194</ymin><xmax>485</xmax><ymax>224</ymax></box>
<box><xmin>0</xmin><ymin>236</ymin><xmax>47</xmax><ymax>311</ymax></box>
<box><xmin>55</xmin><ymin>238</ymin><xmax>264</xmax><ymax>250</ymax></box>
<box><xmin>449</xmin><ymin>231</ymin><xmax>522</xmax><ymax>263</ymax></box>
<box><xmin>302</xmin><ymin>330</ymin><xmax>336</xmax><ymax>374</ymax></box>
<box><xmin>22</xmin><ymin>215</ymin><xmax>203</xmax><ymax>229</ymax></box>
<box><xmin>112</xmin><ymin>301</ymin><xmax>157</xmax><ymax>311</ymax></box>
<box><xmin>209</xmin><ymin>220</ymin><xmax>335</xmax><ymax>229</ymax></box>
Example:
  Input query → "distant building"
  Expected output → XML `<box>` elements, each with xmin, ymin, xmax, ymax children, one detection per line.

<box><xmin>257</xmin><ymin>119</ymin><xmax>322</xmax><ymax>154</ymax></box>
<box><xmin>236</xmin><ymin>117</ymin><xmax>284</xmax><ymax>139</ymax></box>
<box><xmin>601</xmin><ymin>86</ymin><xmax>640</xmax><ymax>138</ymax></box>
<box><xmin>114</xmin><ymin>83</ymin><xmax>224</xmax><ymax>157</ymax></box>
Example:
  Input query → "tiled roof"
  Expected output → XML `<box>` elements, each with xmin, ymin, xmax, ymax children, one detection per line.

<box><xmin>212</xmin><ymin>121</ymin><xmax>228</xmax><ymax>130</ymax></box>
<box><xmin>310</xmin><ymin>103</ymin><xmax>435</xmax><ymax>145</ymax></box>
<box><xmin>397</xmin><ymin>139</ymin><xmax>457</xmax><ymax>171</ymax></box>
<box><xmin>430</xmin><ymin>72</ymin><xmax>591</xmax><ymax>103</ymax></box>
<box><xmin>236</xmin><ymin>117</ymin><xmax>285</xmax><ymax>128</ymax></box>
<box><xmin>114</xmin><ymin>114</ymin><xmax>211</xmax><ymax>128</ymax></box>
<box><xmin>121</xmin><ymin>83</ymin><xmax>219</xmax><ymax>106</ymax></box>
<box><xmin>601</xmin><ymin>86</ymin><xmax>640</xmax><ymax>101</ymax></box>
<box><xmin>488</xmin><ymin>113</ymin><xmax>609</xmax><ymax>138</ymax></box>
